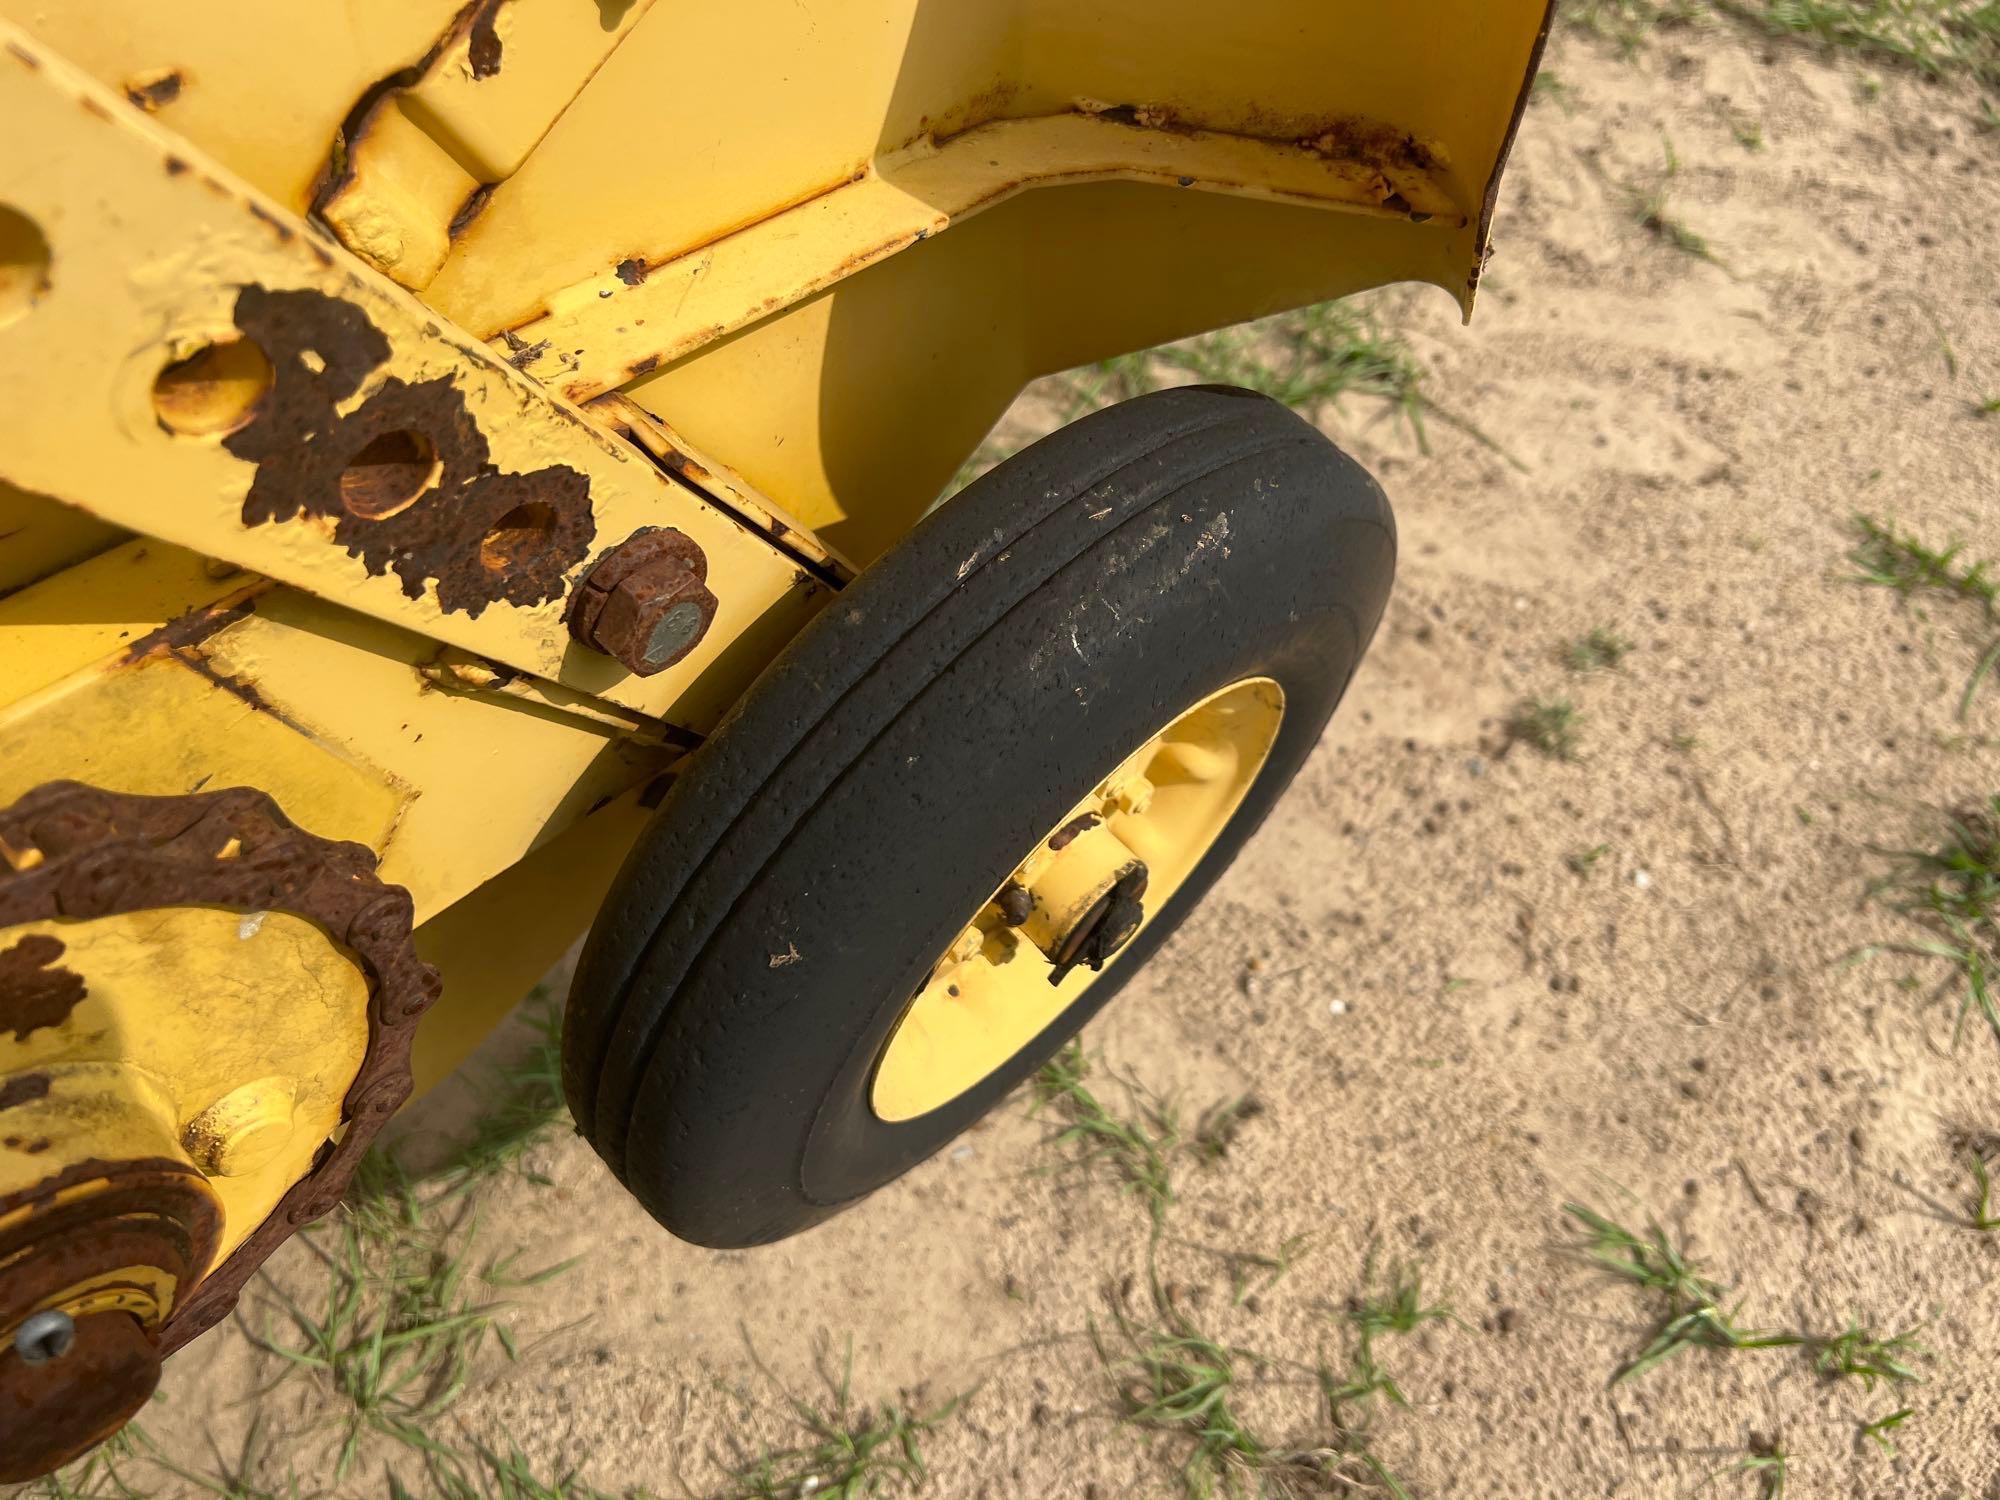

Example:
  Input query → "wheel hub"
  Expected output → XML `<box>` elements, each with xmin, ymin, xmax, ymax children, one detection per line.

<box><xmin>868</xmin><ymin>676</ymin><xmax>1285</xmax><ymax>1123</ymax></box>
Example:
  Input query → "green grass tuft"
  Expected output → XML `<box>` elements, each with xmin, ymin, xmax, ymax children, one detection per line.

<box><xmin>1850</xmin><ymin>515</ymin><xmax>1999</xmax><ymax>610</ymax></box>
<box><xmin>253</xmin><ymin>1212</ymin><xmax>573</xmax><ymax>1481</ymax></box>
<box><xmin>1969</xmin><ymin>1147</ymin><xmax>2000</xmax><ymax>1229</ymax></box>
<box><xmin>1858</xmin><ymin>1406</ymin><xmax>1916</xmax><ymax>1456</ymax></box>
<box><xmin>723</xmin><ymin>1341</ymin><xmax>963</xmax><ymax>1500</ymax></box>
<box><xmin>1863</xmin><ymin>797</ymin><xmax>2000</xmax><ymax>1051</ymax></box>
<box><xmin>1034</xmin><ymin>1045</ymin><xmax>1266</xmax><ymax>1230</ymax></box>
<box><xmin>1849</xmin><ymin>515</ymin><xmax>2000</xmax><ymax>719</ymax></box>
<box><xmin>1509</xmin><ymin>698</ymin><xmax>1584</xmax><ymax>760</ymax></box>
<box><xmin>1095</xmin><ymin>1253</ymin><xmax>1445</xmax><ymax>1500</ymax></box>
<box><xmin>1566</xmin><ymin>627</ymin><xmax>1636</xmax><ymax>673</ymax></box>
<box><xmin>1628</xmin><ymin>137</ymin><xmax>1722</xmax><ymax>265</ymax></box>
<box><xmin>1811</xmin><ymin>1318</ymin><xmax>1930</xmax><ymax>1390</ymax></box>
<box><xmin>1567</xmin><ymin>843</ymin><xmax>1612</xmax><ymax>877</ymax></box>
<box><xmin>396</xmin><ymin>1443</ymin><xmax>616</xmax><ymax>1500</ymax></box>
<box><xmin>345</xmin><ymin>996</ymin><xmax>573</xmax><ymax>1244</ymax></box>
<box><xmin>1189</xmin><ymin>1096</ymin><xmax>1263</xmax><ymax>1166</ymax></box>
<box><xmin>1564</xmin><ymin>1202</ymin><xmax>1798</xmax><ymax>1383</ymax></box>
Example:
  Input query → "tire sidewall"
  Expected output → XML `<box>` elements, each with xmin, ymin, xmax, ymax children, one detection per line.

<box><xmin>621</xmin><ymin>430</ymin><xmax>1393</xmax><ymax>1244</ymax></box>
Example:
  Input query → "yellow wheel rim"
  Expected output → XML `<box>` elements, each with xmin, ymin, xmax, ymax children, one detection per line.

<box><xmin>869</xmin><ymin>676</ymin><xmax>1285</xmax><ymax>1123</ymax></box>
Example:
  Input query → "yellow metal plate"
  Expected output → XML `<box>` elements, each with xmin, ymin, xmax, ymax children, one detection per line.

<box><xmin>0</xmin><ymin>907</ymin><xmax>369</xmax><ymax>1263</ymax></box>
<box><xmin>0</xmin><ymin>26</ymin><xmax>826</xmax><ymax>724</ymax></box>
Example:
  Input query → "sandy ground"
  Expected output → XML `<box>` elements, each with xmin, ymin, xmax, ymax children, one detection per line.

<box><xmin>99</xmin><ymin>21</ymin><xmax>2000</xmax><ymax>1500</ymax></box>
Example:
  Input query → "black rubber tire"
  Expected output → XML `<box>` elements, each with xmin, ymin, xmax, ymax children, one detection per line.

<box><xmin>562</xmin><ymin>386</ymin><xmax>1396</xmax><ymax>1248</ymax></box>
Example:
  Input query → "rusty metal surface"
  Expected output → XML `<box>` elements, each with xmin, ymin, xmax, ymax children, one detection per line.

<box><xmin>0</xmin><ymin>782</ymin><xmax>440</xmax><ymax>1353</ymax></box>
<box><xmin>227</xmin><ymin>286</ymin><xmax>597</xmax><ymax>618</ymax></box>
<box><xmin>0</xmin><ymin>934</ymin><xmax>85</xmax><ymax>1042</ymax></box>
<box><xmin>0</xmin><ymin>1310</ymin><xmax>159</xmax><ymax>1481</ymax></box>
<box><xmin>566</xmin><ymin>528</ymin><xmax>718</xmax><ymax>678</ymax></box>
<box><xmin>0</xmin><ymin>26</ymin><xmax>827</xmax><ymax>731</ymax></box>
<box><xmin>0</xmin><ymin>1155</ymin><xmax>220</xmax><ymax>1479</ymax></box>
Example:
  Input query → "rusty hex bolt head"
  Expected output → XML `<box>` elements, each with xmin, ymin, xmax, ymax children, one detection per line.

<box><xmin>566</xmin><ymin>527</ymin><xmax>718</xmax><ymax>676</ymax></box>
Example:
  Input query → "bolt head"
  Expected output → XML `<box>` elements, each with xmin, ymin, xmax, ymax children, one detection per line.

<box><xmin>14</xmin><ymin>1309</ymin><xmax>74</xmax><ymax>1365</ymax></box>
<box><xmin>569</xmin><ymin>529</ymin><xmax>718</xmax><ymax>676</ymax></box>
<box><xmin>182</xmin><ymin>1077</ymin><xmax>297</xmax><ymax>1178</ymax></box>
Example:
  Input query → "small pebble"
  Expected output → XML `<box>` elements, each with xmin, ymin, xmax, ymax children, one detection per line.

<box><xmin>1631</xmin><ymin>869</ymin><xmax>1652</xmax><ymax>889</ymax></box>
<box><xmin>951</xmin><ymin>1145</ymin><xmax>974</xmax><ymax>1162</ymax></box>
<box><xmin>1329</xmin><ymin>1000</ymin><xmax>1349</xmax><ymax>1016</ymax></box>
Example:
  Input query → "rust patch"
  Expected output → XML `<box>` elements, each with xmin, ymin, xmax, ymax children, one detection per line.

<box><xmin>1048</xmin><ymin>813</ymin><xmax>1101</xmax><ymax>852</ymax></box>
<box><xmin>0</xmin><ymin>783</ymin><xmax>440</xmax><ymax>1358</ymax></box>
<box><xmin>122</xmin><ymin>69</ymin><xmax>183</xmax><ymax>112</ymax></box>
<box><xmin>0</xmin><ymin>1309</ymin><xmax>161</xmax><ymax>1483</ymax></box>
<box><xmin>3</xmin><ymin>1137</ymin><xmax>51</xmax><ymax>1154</ymax></box>
<box><xmin>5</xmin><ymin>39</ymin><xmax>40</xmax><ymax>69</ymax></box>
<box><xmin>120</xmin><ymin>597</ymin><xmax>255</xmax><ymax>666</ymax></box>
<box><xmin>615</xmin><ymin>257</ymin><xmax>648</xmax><ymax>287</ymax></box>
<box><xmin>498</xmin><ymin>330</ymin><xmax>551</xmax><ymax>370</ymax></box>
<box><xmin>0</xmin><ymin>936</ymin><xmax>84</xmax><ymax>1042</ymax></box>
<box><xmin>628</xmin><ymin>353</ymin><xmax>659</xmax><ymax>377</ymax></box>
<box><xmin>0</xmin><ymin>1074</ymin><xmax>50</xmax><ymax>1113</ymax></box>
<box><xmin>163</xmin><ymin>154</ymin><xmax>189</xmax><ymax>176</ymax></box>
<box><xmin>449</xmin><ymin>183</ymin><xmax>495</xmax><ymax>240</ymax></box>
<box><xmin>468</xmin><ymin>0</ymin><xmax>507</xmax><ymax>79</ymax></box>
<box><xmin>1297</xmin><ymin>116</ymin><xmax>1443</xmax><ymax>178</ymax></box>
<box><xmin>225</xmin><ymin>287</ymin><xmax>595</xmax><ymax>617</ymax></box>
<box><xmin>0</xmin><ymin>1155</ymin><xmax>219</xmax><ymax>1483</ymax></box>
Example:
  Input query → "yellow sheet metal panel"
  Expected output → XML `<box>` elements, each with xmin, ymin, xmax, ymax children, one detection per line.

<box><xmin>0</xmin><ymin>0</ymin><xmax>463</xmax><ymax>211</ymax></box>
<box><xmin>429</xmin><ymin>0</ymin><xmax>1010</xmax><ymax>337</ymax></box>
<box><xmin>0</xmin><ymin>540</ymin><xmax>247</xmax><ymax>709</ymax></box>
<box><xmin>1023</xmin><ymin>0</ymin><xmax>1549</xmax><ymax>221</ymax></box>
<box><xmin>0</xmin><ymin>908</ymin><xmax>369</xmax><ymax>1263</ymax></box>
<box><xmin>324</xmin><ymin>0</ymin><xmax>659</xmax><ymax>289</ymax></box>
<box><xmin>0</xmin><ymin>485</ymin><xmax>125</xmax><ymax>601</ymax></box>
<box><xmin>429</xmin><ymin>0</ymin><xmax>1546</xmax><ymax>350</ymax></box>
<box><xmin>0</xmin><ymin>538</ymin><xmax>675</xmax><ymax>922</ymax></box>
<box><xmin>0</xmin><ymin>654</ymin><xmax>403</xmax><ymax>855</ymax></box>
<box><xmin>627</xmin><ymin>180</ymin><xmax>1465</xmax><ymax>565</ymax></box>
<box><xmin>199</xmin><ymin>596</ymin><xmax>674</xmax><ymax>921</ymax></box>
<box><xmin>409</xmin><ymin>783</ymin><xmax>659</xmax><ymax>1097</ymax></box>
<box><xmin>501</xmin><ymin>111</ymin><xmax>1464</xmax><ymax>403</ymax></box>
<box><xmin>0</xmin><ymin>27</ymin><xmax>826</xmax><ymax>727</ymax></box>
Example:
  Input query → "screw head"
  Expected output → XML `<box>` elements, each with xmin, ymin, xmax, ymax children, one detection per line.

<box><xmin>14</xmin><ymin>1309</ymin><xmax>74</xmax><ymax>1365</ymax></box>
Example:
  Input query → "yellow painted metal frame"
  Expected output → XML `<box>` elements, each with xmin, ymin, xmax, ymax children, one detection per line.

<box><xmin>0</xmin><ymin>0</ymin><xmax>1548</xmax><ymax>1410</ymax></box>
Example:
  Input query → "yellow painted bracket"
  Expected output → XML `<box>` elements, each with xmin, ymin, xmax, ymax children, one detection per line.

<box><xmin>503</xmin><ymin>109</ymin><xmax>1469</xmax><ymax>403</ymax></box>
<box><xmin>322</xmin><ymin>0</ymin><xmax>659</xmax><ymax>289</ymax></box>
<box><xmin>0</xmin><ymin>24</ymin><xmax>826</xmax><ymax>732</ymax></box>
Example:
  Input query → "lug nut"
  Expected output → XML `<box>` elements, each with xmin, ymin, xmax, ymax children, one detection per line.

<box><xmin>566</xmin><ymin>527</ymin><xmax>718</xmax><ymax>677</ymax></box>
<box><xmin>995</xmin><ymin>882</ymin><xmax>1034</xmax><ymax>926</ymax></box>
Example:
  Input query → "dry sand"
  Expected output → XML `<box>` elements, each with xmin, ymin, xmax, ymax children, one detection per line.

<box><xmin>125</xmin><ymin>22</ymin><xmax>2000</xmax><ymax>1500</ymax></box>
